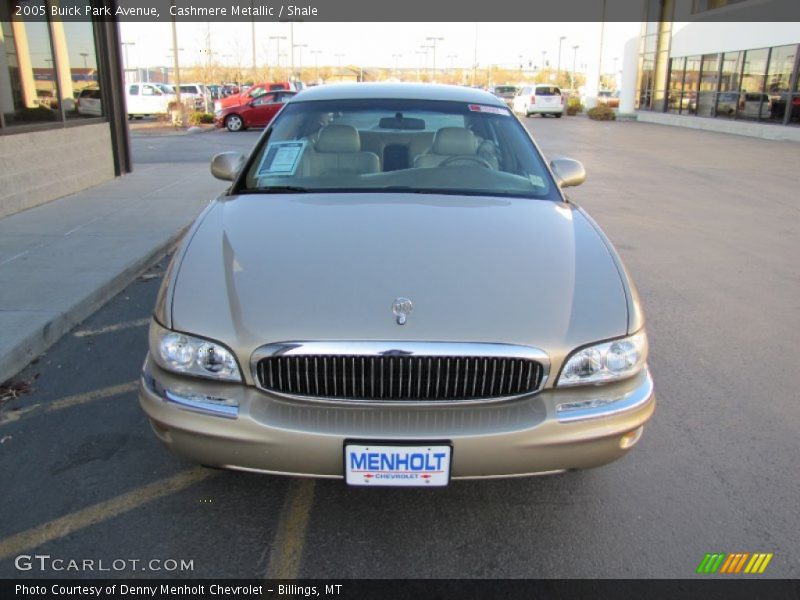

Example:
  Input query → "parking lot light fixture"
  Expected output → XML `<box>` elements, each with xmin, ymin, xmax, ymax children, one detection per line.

<box><xmin>425</xmin><ymin>36</ymin><xmax>444</xmax><ymax>82</ymax></box>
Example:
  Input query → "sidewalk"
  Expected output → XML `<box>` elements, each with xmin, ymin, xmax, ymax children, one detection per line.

<box><xmin>0</xmin><ymin>162</ymin><xmax>227</xmax><ymax>384</ymax></box>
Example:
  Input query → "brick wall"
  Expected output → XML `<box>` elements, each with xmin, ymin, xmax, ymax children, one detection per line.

<box><xmin>0</xmin><ymin>123</ymin><xmax>116</xmax><ymax>219</ymax></box>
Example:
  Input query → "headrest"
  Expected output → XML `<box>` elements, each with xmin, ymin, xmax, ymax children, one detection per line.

<box><xmin>315</xmin><ymin>124</ymin><xmax>361</xmax><ymax>153</ymax></box>
<box><xmin>431</xmin><ymin>127</ymin><xmax>478</xmax><ymax>155</ymax></box>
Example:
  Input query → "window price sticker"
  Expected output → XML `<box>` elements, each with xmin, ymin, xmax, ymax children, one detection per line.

<box><xmin>467</xmin><ymin>104</ymin><xmax>511</xmax><ymax>116</ymax></box>
<box><xmin>257</xmin><ymin>140</ymin><xmax>307</xmax><ymax>176</ymax></box>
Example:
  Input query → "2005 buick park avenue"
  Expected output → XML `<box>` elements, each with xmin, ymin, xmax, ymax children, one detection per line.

<box><xmin>139</xmin><ymin>83</ymin><xmax>655</xmax><ymax>487</ymax></box>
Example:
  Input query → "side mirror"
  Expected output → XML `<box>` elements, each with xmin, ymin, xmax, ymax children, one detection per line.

<box><xmin>210</xmin><ymin>152</ymin><xmax>245</xmax><ymax>181</ymax></box>
<box><xmin>550</xmin><ymin>157</ymin><xmax>586</xmax><ymax>188</ymax></box>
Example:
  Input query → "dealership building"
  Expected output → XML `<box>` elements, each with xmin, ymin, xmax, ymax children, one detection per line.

<box><xmin>632</xmin><ymin>0</ymin><xmax>800</xmax><ymax>139</ymax></box>
<box><xmin>0</xmin><ymin>1</ymin><xmax>130</xmax><ymax>219</ymax></box>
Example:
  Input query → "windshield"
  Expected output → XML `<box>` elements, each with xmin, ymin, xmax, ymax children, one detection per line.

<box><xmin>239</xmin><ymin>98</ymin><xmax>558</xmax><ymax>200</ymax></box>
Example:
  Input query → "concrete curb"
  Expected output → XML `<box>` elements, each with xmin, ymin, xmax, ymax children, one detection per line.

<box><xmin>0</xmin><ymin>226</ymin><xmax>187</xmax><ymax>385</ymax></box>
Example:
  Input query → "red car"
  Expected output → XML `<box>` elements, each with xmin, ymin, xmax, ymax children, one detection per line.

<box><xmin>214</xmin><ymin>90</ymin><xmax>296</xmax><ymax>132</ymax></box>
<box><xmin>215</xmin><ymin>82</ymin><xmax>294</xmax><ymax>111</ymax></box>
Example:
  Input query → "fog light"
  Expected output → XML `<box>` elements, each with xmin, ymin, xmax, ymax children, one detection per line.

<box><xmin>619</xmin><ymin>426</ymin><xmax>644</xmax><ymax>449</ymax></box>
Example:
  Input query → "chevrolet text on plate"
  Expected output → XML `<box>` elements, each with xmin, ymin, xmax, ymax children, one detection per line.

<box><xmin>138</xmin><ymin>83</ymin><xmax>655</xmax><ymax>487</ymax></box>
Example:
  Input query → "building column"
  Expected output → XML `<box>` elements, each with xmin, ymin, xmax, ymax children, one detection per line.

<box><xmin>10</xmin><ymin>20</ymin><xmax>37</xmax><ymax>108</ymax></box>
<box><xmin>50</xmin><ymin>19</ymin><xmax>75</xmax><ymax>110</ymax></box>
<box><xmin>619</xmin><ymin>36</ymin><xmax>639</xmax><ymax>116</ymax></box>
<box><xmin>0</xmin><ymin>25</ymin><xmax>15</xmax><ymax>114</ymax></box>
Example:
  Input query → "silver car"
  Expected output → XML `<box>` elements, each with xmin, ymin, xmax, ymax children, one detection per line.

<box><xmin>139</xmin><ymin>84</ymin><xmax>654</xmax><ymax>487</ymax></box>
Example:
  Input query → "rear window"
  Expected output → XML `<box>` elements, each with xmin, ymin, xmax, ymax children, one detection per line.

<box><xmin>494</xmin><ymin>86</ymin><xmax>517</xmax><ymax>94</ymax></box>
<box><xmin>535</xmin><ymin>86</ymin><xmax>561</xmax><ymax>96</ymax></box>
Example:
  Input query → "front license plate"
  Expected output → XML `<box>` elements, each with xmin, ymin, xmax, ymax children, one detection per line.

<box><xmin>344</xmin><ymin>443</ymin><xmax>451</xmax><ymax>487</ymax></box>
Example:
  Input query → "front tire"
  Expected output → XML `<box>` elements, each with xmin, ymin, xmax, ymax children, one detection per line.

<box><xmin>555</xmin><ymin>113</ymin><xmax>562</xmax><ymax>118</ymax></box>
<box><xmin>225</xmin><ymin>114</ymin><xmax>245</xmax><ymax>132</ymax></box>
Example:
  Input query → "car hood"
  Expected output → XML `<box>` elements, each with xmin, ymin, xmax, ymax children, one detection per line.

<box><xmin>171</xmin><ymin>193</ymin><xmax>629</xmax><ymax>366</ymax></box>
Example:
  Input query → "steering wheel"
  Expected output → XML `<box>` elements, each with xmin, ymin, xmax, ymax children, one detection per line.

<box><xmin>439</xmin><ymin>155</ymin><xmax>493</xmax><ymax>169</ymax></box>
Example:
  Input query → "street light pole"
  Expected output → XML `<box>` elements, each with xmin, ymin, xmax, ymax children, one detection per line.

<box><xmin>415</xmin><ymin>50</ymin><xmax>425</xmax><ymax>82</ymax></box>
<box><xmin>311</xmin><ymin>50</ymin><xmax>322</xmax><ymax>82</ymax></box>
<box><xmin>571</xmin><ymin>45</ymin><xmax>579</xmax><ymax>90</ymax></box>
<box><xmin>419</xmin><ymin>45</ymin><xmax>433</xmax><ymax>81</ymax></box>
<box><xmin>425</xmin><ymin>36</ymin><xmax>444</xmax><ymax>82</ymax></box>
<box><xmin>557</xmin><ymin>36</ymin><xmax>566</xmax><ymax>86</ymax></box>
<box><xmin>169</xmin><ymin>1</ymin><xmax>181</xmax><ymax>104</ymax></box>
<box><xmin>447</xmin><ymin>54</ymin><xmax>457</xmax><ymax>81</ymax></box>
<box><xmin>294</xmin><ymin>43</ymin><xmax>307</xmax><ymax>82</ymax></box>
<box><xmin>335</xmin><ymin>53</ymin><xmax>344</xmax><ymax>81</ymax></box>
<box><xmin>541</xmin><ymin>50</ymin><xmax>547</xmax><ymax>82</ymax></box>
<box><xmin>392</xmin><ymin>53</ymin><xmax>402</xmax><ymax>78</ymax></box>
<box><xmin>121</xmin><ymin>41</ymin><xmax>135</xmax><ymax>81</ymax></box>
<box><xmin>269</xmin><ymin>36</ymin><xmax>287</xmax><ymax>79</ymax></box>
<box><xmin>289</xmin><ymin>22</ymin><xmax>295</xmax><ymax>81</ymax></box>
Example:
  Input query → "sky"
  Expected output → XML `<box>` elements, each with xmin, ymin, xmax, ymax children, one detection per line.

<box><xmin>119</xmin><ymin>21</ymin><xmax>642</xmax><ymax>76</ymax></box>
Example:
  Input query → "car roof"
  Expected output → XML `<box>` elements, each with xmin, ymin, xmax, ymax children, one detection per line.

<box><xmin>291</xmin><ymin>83</ymin><xmax>505</xmax><ymax>106</ymax></box>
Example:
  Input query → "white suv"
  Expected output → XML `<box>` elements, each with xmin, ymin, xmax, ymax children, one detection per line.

<box><xmin>513</xmin><ymin>84</ymin><xmax>564</xmax><ymax>118</ymax></box>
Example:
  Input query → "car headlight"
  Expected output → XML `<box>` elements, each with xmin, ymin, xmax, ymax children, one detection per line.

<box><xmin>150</xmin><ymin>321</ymin><xmax>241</xmax><ymax>382</ymax></box>
<box><xmin>557</xmin><ymin>331</ymin><xmax>647</xmax><ymax>387</ymax></box>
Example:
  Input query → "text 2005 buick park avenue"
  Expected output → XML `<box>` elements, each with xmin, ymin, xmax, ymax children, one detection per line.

<box><xmin>139</xmin><ymin>84</ymin><xmax>655</xmax><ymax>487</ymax></box>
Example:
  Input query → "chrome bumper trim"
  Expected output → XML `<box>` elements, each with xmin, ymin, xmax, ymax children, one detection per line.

<box><xmin>555</xmin><ymin>368</ymin><xmax>654</xmax><ymax>423</ymax></box>
<box><xmin>142</xmin><ymin>362</ymin><xmax>239</xmax><ymax>419</ymax></box>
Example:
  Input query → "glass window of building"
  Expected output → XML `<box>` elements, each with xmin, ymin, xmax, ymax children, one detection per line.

<box><xmin>667</xmin><ymin>57</ymin><xmax>685</xmax><ymax>114</ymax></box>
<box><xmin>682</xmin><ymin>56</ymin><xmax>701</xmax><ymax>115</ymax></box>
<box><xmin>739</xmin><ymin>48</ymin><xmax>769</xmax><ymax>121</ymax></box>
<box><xmin>57</xmin><ymin>0</ymin><xmax>102</xmax><ymax>120</ymax></box>
<box><xmin>697</xmin><ymin>53</ymin><xmax>720</xmax><ymax>117</ymax></box>
<box><xmin>716</xmin><ymin>51</ymin><xmax>742</xmax><ymax>119</ymax></box>
<box><xmin>0</xmin><ymin>0</ymin><xmax>61</xmax><ymax>126</ymax></box>
<box><xmin>766</xmin><ymin>44</ymin><xmax>797</xmax><ymax>123</ymax></box>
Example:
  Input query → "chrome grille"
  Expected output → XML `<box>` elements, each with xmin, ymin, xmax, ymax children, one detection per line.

<box><xmin>255</xmin><ymin>354</ymin><xmax>544</xmax><ymax>401</ymax></box>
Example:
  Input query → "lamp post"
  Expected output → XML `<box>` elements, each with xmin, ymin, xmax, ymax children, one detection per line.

<box><xmin>415</xmin><ymin>49</ymin><xmax>426</xmax><ymax>82</ymax></box>
<box><xmin>269</xmin><ymin>36</ymin><xmax>287</xmax><ymax>79</ymax></box>
<box><xmin>334</xmin><ymin>53</ymin><xmax>344</xmax><ymax>81</ymax></box>
<box><xmin>557</xmin><ymin>36</ymin><xmax>566</xmax><ymax>86</ymax></box>
<box><xmin>571</xmin><ymin>45</ymin><xmax>579</xmax><ymax>90</ymax></box>
<box><xmin>447</xmin><ymin>54</ymin><xmax>457</xmax><ymax>80</ymax></box>
<box><xmin>425</xmin><ymin>36</ymin><xmax>444</xmax><ymax>82</ymax></box>
<box><xmin>168</xmin><ymin>1</ymin><xmax>182</xmax><ymax>104</ymax></box>
<box><xmin>310</xmin><ymin>49</ymin><xmax>322</xmax><ymax>82</ymax></box>
<box><xmin>419</xmin><ymin>45</ymin><xmax>433</xmax><ymax>81</ymax></box>
<box><xmin>541</xmin><ymin>50</ymin><xmax>547</xmax><ymax>82</ymax></box>
<box><xmin>121</xmin><ymin>41</ymin><xmax>135</xmax><ymax>81</ymax></box>
<box><xmin>293</xmin><ymin>43</ymin><xmax>307</xmax><ymax>82</ymax></box>
<box><xmin>392</xmin><ymin>53</ymin><xmax>402</xmax><ymax>79</ymax></box>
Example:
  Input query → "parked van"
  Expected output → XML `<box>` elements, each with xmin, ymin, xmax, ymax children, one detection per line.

<box><xmin>125</xmin><ymin>83</ymin><xmax>176</xmax><ymax>119</ymax></box>
<box><xmin>512</xmin><ymin>84</ymin><xmax>564</xmax><ymax>118</ymax></box>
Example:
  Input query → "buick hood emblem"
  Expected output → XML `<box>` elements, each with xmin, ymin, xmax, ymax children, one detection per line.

<box><xmin>392</xmin><ymin>297</ymin><xmax>414</xmax><ymax>325</ymax></box>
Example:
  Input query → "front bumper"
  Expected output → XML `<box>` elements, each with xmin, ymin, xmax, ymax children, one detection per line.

<box><xmin>139</xmin><ymin>355</ymin><xmax>655</xmax><ymax>479</ymax></box>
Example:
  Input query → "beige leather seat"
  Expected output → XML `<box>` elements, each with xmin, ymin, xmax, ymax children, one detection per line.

<box><xmin>304</xmin><ymin>124</ymin><xmax>380</xmax><ymax>177</ymax></box>
<box><xmin>413</xmin><ymin>127</ymin><xmax>480</xmax><ymax>168</ymax></box>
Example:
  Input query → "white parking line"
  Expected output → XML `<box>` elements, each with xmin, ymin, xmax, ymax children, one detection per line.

<box><xmin>73</xmin><ymin>318</ymin><xmax>150</xmax><ymax>338</ymax></box>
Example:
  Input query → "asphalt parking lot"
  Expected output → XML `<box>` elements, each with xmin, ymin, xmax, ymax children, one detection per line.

<box><xmin>1</xmin><ymin>118</ymin><xmax>798</xmax><ymax>579</ymax></box>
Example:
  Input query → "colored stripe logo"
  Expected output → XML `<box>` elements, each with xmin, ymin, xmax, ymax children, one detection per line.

<box><xmin>696</xmin><ymin>552</ymin><xmax>773</xmax><ymax>574</ymax></box>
